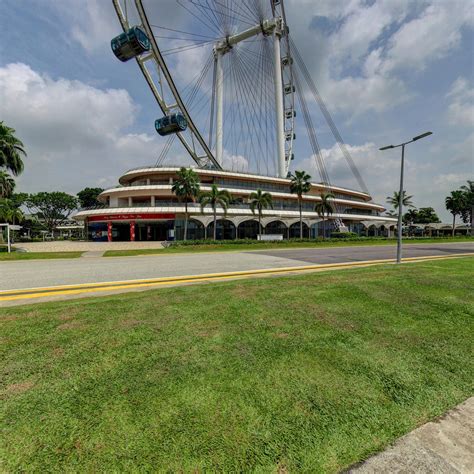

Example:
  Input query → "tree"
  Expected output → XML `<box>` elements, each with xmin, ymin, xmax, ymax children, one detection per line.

<box><xmin>386</xmin><ymin>191</ymin><xmax>414</xmax><ymax>210</ymax></box>
<box><xmin>410</xmin><ymin>207</ymin><xmax>440</xmax><ymax>224</ymax></box>
<box><xmin>0</xmin><ymin>199</ymin><xmax>24</xmax><ymax>224</ymax></box>
<box><xmin>26</xmin><ymin>192</ymin><xmax>78</xmax><ymax>233</ymax></box>
<box><xmin>290</xmin><ymin>170</ymin><xmax>311</xmax><ymax>238</ymax></box>
<box><xmin>9</xmin><ymin>192</ymin><xmax>28</xmax><ymax>209</ymax></box>
<box><xmin>445</xmin><ymin>190</ymin><xmax>465</xmax><ymax>237</ymax></box>
<box><xmin>0</xmin><ymin>171</ymin><xmax>15</xmax><ymax>198</ymax></box>
<box><xmin>403</xmin><ymin>208</ymin><xmax>419</xmax><ymax>225</ymax></box>
<box><xmin>314</xmin><ymin>192</ymin><xmax>335</xmax><ymax>239</ymax></box>
<box><xmin>385</xmin><ymin>209</ymin><xmax>398</xmax><ymax>218</ymax></box>
<box><xmin>198</xmin><ymin>185</ymin><xmax>232</xmax><ymax>240</ymax></box>
<box><xmin>77</xmin><ymin>187</ymin><xmax>104</xmax><ymax>208</ymax></box>
<box><xmin>171</xmin><ymin>167</ymin><xmax>200</xmax><ymax>241</ymax></box>
<box><xmin>249</xmin><ymin>189</ymin><xmax>273</xmax><ymax>236</ymax></box>
<box><xmin>460</xmin><ymin>180</ymin><xmax>473</xmax><ymax>236</ymax></box>
<box><xmin>0</xmin><ymin>122</ymin><xmax>27</xmax><ymax>176</ymax></box>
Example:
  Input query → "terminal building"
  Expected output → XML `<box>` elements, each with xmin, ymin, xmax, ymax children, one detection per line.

<box><xmin>74</xmin><ymin>166</ymin><xmax>397</xmax><ymax>241</ymax></box>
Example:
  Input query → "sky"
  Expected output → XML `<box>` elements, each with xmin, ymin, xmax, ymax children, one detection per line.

<box><xmin>1</xmin><ymin>0</ymin><xmax>473</xmax><ymax>221</ymax></box>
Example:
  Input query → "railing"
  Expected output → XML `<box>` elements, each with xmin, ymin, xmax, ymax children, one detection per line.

<box><xmin>118</xmin><ymin>165</ymin><xmax>371</xmax><ymax>197</ymax></box>
<box><xmin>78</xmin><ymin>201</ymin><xmax>379</xmax><ymax>214</ymax></box>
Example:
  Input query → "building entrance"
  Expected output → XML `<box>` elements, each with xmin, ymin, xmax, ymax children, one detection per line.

<box><xmin>135</xmin><ymin>221</ymin><xmax>173</xmax><ymax>241</ymax></box>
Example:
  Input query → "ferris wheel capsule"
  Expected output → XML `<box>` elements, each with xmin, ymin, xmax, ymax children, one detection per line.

<box><xmin>155</xmin><ymin>113</ymin><xmax>188</xmax><ymax>137</ymax></box>
<box><xmin>111</xmin><ymin>26</ymin><xmax>150</xmax><ymax>62</ymax></box>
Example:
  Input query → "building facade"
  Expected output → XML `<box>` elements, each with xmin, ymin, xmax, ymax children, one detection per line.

<box><xmin>74</xmin><ymin>167</ymin><xmax>397</xmax><ymax>241</ymax></box>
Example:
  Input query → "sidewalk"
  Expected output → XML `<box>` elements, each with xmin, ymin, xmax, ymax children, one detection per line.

<box><xmin>13</xmin><ymin>241</ymin><xmax>165</xmax><ymax>252</ymax></box>
<box><xmin>349</xmin><ymin>397</ymin><xmax>474</xmax><ymax>473</ymax></box>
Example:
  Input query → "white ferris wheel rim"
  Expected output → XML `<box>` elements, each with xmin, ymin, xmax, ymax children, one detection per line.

<box><xmin>111</xmin><ymin>0</ymin><xmax>296</xmax><ymax>177</ymax></box>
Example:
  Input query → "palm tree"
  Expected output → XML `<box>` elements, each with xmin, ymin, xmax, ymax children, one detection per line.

<box><xmin>385</xmin><ymin>209</ymin><xmax>397</xmax><ymax>218</ymax></box>
<box><xmin>0</xmin><ymin>122</ymin><xmax>27</xmax><ymax>176</ymax></box>
<box><xmin>249</xmin><ymin>189</ymin><xmax>273</xmax><ymax>236</ymax></box>
<box><xmin>198</xmin><ymin>184</ymin><xmax>232</xmax><ymax>240</ymax></box>
<box><xmin>386</xmin><ymin>191</ymin><xmax>414</xmax><ymax>210</ymax></box>
<box><xmin>460</xmin><ymin>180</ymin><xmax>473</xmax><ymax>236</ymax></box>
<box><xmin>445</xmin><ymin>190</ymin><xmax>465</xmax><ymax>237</ymax></box>
<box><xmin>403</xmin><ymin>208</ymin><xmax>418</xmax><ymax>225</ymax></box>
<box><xmin>289</xmin><ymin>170</ymin><xmax>311</xmax><ymax>238</ymax></box>
<box><xmin>0</xmin><ymin>171</ymin><xmax>15</xmax><ymax>198</ymax></box>
<box><xmin>171</xmin><ymin>167</ymin><xmax>200</xmax><ymax>241</ymax></box>
<box><xmin>314</xmin><ymin>192</ymin><xmax>335</xmax><ymax>239</ymax></box>
<box><xmin>0</xmin><ymin>199</ymin><xmax>24</xmax><ymax>223</ymax></box>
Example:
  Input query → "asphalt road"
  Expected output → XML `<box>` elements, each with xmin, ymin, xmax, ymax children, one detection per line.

<box><xmin>1</xmin><ymin>242</ymin><xmax>473</xmax><ymax>292</ymax></box>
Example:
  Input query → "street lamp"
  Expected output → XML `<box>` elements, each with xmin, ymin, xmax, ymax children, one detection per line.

<box><xmin>379</xmin><ymin>131</ymin><xmax>433</xmax><ymax>263</ymax></box>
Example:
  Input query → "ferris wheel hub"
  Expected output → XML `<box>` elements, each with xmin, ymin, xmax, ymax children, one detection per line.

<box><xmin>213</xmin><ymin>17</ymin><xmax>283</xmax><ymax>55</ymax></box>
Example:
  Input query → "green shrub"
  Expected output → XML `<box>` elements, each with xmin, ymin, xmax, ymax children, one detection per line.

<box><xmin>330</xmin><ymin>231</ymin><xmax>358</xmax><ymax>238</ymax></box>
<box><xmin>165</xmin><ymin>235</ymin><xmax>472</xmax><ymax>247</ymax></box>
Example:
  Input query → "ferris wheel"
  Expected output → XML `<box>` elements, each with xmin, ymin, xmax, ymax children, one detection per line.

<box><xmin>111</xmin><ymin>0</ymin><xmax>296</xmax><ymax>178</ymax></box>
<box><xmin>110</xmin><ymin>0</ymin><xmax>369</xmax><ymax>200</ymax></box>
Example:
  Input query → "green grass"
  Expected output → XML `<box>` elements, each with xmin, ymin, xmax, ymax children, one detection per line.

<box><xmin>1</xmin><ymin>258</ymin><xmax>473</xmax><ymax>471</ymax></box>
<box><xmin>0</xmin><ymin>251</ymin><xmax>83</xmax><ymax>260</ymax></box>
<box><xmin>103</xmin><ymin>236</ymin><xmax>473</xmax><ymax>257</ymax></box>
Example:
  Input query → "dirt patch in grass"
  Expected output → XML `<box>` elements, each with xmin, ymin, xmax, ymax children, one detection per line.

<box><xmin>119</xmin><ymin>319</ymin><xmax>144</xmax><ymax>328</ymax></box>
<box><xmin>51</xmin><ymin>347</ymin><xmax>65</xmax><ymax>358</ymax></box>
<box><xmin>3</xmin><ymin>381</ymin><xmax>35</xmax><ymax>397</ymax></box>
<box><xmin>56</xmin><ymin>320</ymin><xmax>84</xmax><ymax>331</ymax></box>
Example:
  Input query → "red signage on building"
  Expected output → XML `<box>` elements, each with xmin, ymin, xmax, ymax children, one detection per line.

<box><xmin>107</xmin><ymin>221</ymin><xmax>112</xmax><ymax>242</ymax></box>
<box><xmin>88</xmin><ymin>213</ymin><xmax>176</xmax><ymax>222</ymax></box>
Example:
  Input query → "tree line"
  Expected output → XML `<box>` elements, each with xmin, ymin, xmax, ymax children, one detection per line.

<box><xmin>385</xmin><ymin>182</ymin><xmax>473</xmax><ymax>236</ymax></box>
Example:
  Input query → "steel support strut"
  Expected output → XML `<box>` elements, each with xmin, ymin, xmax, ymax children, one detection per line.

<box><xmin>273</xmin><ymin>24</ymin><xmax>286</xmax><ymax>178</ymax></box>
<box><xmin>215</xmin><ymin>52</ymin><xmax>224</xmax><ymax>165</ymax></box>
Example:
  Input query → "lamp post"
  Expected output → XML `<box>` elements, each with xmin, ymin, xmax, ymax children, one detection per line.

<box><xmin>379</xmin><ymin>131</ymin><xmax>433</xmax><ymax>263</ymax></box>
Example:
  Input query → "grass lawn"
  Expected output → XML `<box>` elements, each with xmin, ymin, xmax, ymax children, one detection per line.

<box><xmin>0</xmin><ymin>251</ymin><xmax>83</xmax><ymax>261</ymax></box>
<box><xmin>103</xmin><ymin>236</ymin><xmax>473</xmax><ymax>257</ymax></box>
<box><xmin>1</xmin><ymin>258</ymin><xmax>473</xmax><ymax>471</ymax></box>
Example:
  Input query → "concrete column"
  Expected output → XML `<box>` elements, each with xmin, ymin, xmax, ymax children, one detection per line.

<box><xmin>128</xmin><ymin>197</ymin><xmax>133</xmax><ymax>207</ymax></box>
<box><xmin>151</xmin><ymin>195</ymin><xmax>156</xmax><ymax>207</ymax></box>
<box><xmin>146</xmin><ymin>178</ymin><xmax>150</xmax><ymax>185</ymax></box>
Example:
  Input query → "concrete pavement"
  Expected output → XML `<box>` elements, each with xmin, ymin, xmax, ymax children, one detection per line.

<box><xmin>1</xmin><ymin>242</ymin><xmax>472</xmax><ymax>305</ymax></box>
<box><xmin>350</xmin><ymin>397</ymin><xmax>474</xmax><ymax>473</ymax></box>
<box><xmin>13</xmin><ymin>241</ymin><xmax>165</xmax><ymax>252</ymax></box>
<box><xmin>1</xmin><ymin>242</ymin><xmax>472</xmax><ymax>292</ymax></box>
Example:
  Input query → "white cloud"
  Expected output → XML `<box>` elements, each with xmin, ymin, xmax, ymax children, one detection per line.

<box><xmin>329</xmin><ymin>0</ymin><xmax>410</xmax><ymax>68</ymax></box>
<box><xmin>380</xmin><ymin>2</ymin><xmax>474</xmax><ymax>74</ymax></box>
<box><xmin>446</xmin><ymin>77</ymin><xmax>474</xmax><ymax>128</ymax></box>
<box><xmin>286</xmin><ymin>0</ymin><xmax>473</xmax><ymax>116</ymax></box>
<box><xmin>0</xmin><ymin>63</ymin><xmax>190</xmax><ymax>193</ymax></box>
<box><xmin>325</xmin><ymin>73</ymin><xmax>410</xmax><ymax>115</ymax></box>
<box><xmin>222</xmin><ymin>151</ymin><xmax>249</xmax><ymax>173</ymax></box>
<box><xmin>299</xmin><ymin>142</ymin><xmax>399</xmax><ymax>203</ymax></box>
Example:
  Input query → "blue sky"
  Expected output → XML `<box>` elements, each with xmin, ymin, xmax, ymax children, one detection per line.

<box><xmin>1</xmin><ymin>0</ymin><xmax>473</xmax><ymax>220</ymax></box>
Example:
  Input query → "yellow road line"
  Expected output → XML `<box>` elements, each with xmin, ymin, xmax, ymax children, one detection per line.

<box><xmin>0</xmin><ymin>253</ymin><xmax>472</xmax><ymax>302</ymax></box>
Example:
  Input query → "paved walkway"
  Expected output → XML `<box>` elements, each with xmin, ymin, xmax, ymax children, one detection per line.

<box><xmin>81</xmin><ymin>250</ymin><xmax>105</xmax><ymax>258</ymax></box>
<box><xmin>13</xmin><ymin>241</ymin><xmax>165</xmax><ymax>252</ymax></box>
<box><xmin>350</xmin><ymin>397</ymin><xmax>474</xmax><ymax>473</ymax></box>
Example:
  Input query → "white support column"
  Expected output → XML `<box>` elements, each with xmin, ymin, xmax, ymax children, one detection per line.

<box><xmin>273</xmin><ymin>30</ymin><xmax>286</xmax><ymax>178</ymax></box>
<box><xmin>215</xmin><ymin>52</ymin><xmax>224</xmax><ymax>166</ymax></box>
